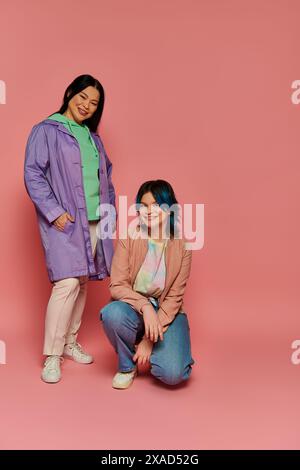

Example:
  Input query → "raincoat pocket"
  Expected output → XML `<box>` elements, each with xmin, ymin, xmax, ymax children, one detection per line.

<box><xmin>62</xmin><ymin>219</ymin><xmax>75</xmax><ymax>234</ymax></box>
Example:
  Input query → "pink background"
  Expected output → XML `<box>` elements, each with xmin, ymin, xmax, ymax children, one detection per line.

<box><xmin>0</xmin><ymin>0</ymin><xmax>300</xmax><ymax>450</ymax></box>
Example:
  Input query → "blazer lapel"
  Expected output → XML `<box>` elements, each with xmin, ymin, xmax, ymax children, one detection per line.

<box><xmin>159</xmin><ymin>238</ymin><xmax>182</xmax><ymax>304</ymax></box>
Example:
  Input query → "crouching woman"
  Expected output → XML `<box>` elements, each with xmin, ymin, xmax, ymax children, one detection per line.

<box><xmin>100</xmin><ymin>179</ymin><xmax>195</xmax><ymax>389</ymax></box>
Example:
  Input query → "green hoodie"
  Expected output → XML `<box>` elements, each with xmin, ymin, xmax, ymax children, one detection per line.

<box><xmin>47</xmin><ymin>112</ymin><xmax>100</xmax><ymax>221</ymax></box>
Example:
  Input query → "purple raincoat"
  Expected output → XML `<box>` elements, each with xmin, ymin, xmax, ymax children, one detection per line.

<box><xmin>24</xmin><ymin>118</ymin><xmax>116</xmax><ymax>283</ymax></box>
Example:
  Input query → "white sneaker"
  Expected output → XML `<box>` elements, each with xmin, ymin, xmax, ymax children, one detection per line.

<box><xmin>41</xmin><ymin>355</ymin><xmax>63</xmax><ymax>383</ymax></box>
<box><xmin>63</xmin><ymin>342</ymin><xmax>93</xmax><ymax>364</ymax></box>
<box><xmin>112</xmin><ymin>368</ymin><xmax>137</xmax><ymax>389</ymax></box>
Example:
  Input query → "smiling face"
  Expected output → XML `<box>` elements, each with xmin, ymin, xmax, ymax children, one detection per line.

<box><xmin>138</xmin><ymin>191</ymin><xmax>170</xmax><ymax>239</ymax></box>
<box><xmin>63</xmin><ymin>86</ymin><xmax>100</xmax><ymax>124</ymax></box>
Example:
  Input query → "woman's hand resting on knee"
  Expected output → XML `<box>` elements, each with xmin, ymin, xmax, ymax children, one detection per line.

<box><xmin>133</xmin><ymin>337</ymin><xmax>153</xmax><ymax>366</ymax></box>
<box><xmin>141</xmin><ymin>303</ymin><xmax>164</xmax><ymax>342</ymax></box>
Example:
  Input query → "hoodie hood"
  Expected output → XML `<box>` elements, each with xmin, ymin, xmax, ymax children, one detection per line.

<box><xmin>43</xmin><ymin>113</ymin><xmax>100</xmax><ymax>154</ymax></box>
<box><xmin>47</xmin><ymin>112</ymin><xmax>89</xmax><ymax>135</ymax></box>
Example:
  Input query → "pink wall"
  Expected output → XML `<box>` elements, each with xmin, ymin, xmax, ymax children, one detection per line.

<box><xmin>0</xmin><ymin>0</ymin><xmax>299</xmax><ymax>450</ymax></box>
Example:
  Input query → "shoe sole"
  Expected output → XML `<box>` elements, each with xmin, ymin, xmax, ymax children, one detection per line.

<box><xmin>63</xmin><ymin>353</ymin><xmax>94</xmax><ymax>364</ymax></box>
<box><xmin>41</xmin><ymin>375</ymin><xmax>61</xmax><ymax>384</ymax></box>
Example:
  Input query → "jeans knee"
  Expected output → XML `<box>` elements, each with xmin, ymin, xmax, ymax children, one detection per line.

<box><xmin>151</xmin><ymin>363</ymin><xmax>191</xmax><ymax>386</ymax></box>
<box><xmin>99</xmin><ymin>301</ymin><xmax>126</xmax><ymax>328</ymax></box>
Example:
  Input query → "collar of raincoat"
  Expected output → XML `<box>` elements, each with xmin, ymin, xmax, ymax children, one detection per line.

<box><xmin>47</xmin><ymin>112</ymin><xmax>99</xmax><ymax>154</ymax></box>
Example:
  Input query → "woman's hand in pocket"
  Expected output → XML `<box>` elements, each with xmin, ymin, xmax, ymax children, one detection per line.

<box><xmin>53</xmin><ymin>212</ymin><xmax>75</xmax><ymax>231</ymax></box>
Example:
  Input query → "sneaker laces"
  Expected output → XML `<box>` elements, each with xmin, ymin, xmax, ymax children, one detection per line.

<box><xmin>73</xmin><ymin>342</ymin><xmax>85</xmax><ymax>353</ymax></box>
<box><xmin>44</xmin><ymin>355</ymin><xmax>64</xmax><ymax>370</ymax></box>
<box><xmin>67</xmin><ymin>342</ymin><xmax>86</xmax><ymax>355</ymax></box>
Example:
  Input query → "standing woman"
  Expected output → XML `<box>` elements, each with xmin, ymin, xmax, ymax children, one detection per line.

<box><xmin>24</xmin><ymin>74</ymin><xmax>116</xmax><ymax>383</ymax></box>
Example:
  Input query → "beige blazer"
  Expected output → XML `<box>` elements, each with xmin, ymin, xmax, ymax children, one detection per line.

<box><xmin>109</xmin><ymin>235</ymin><xmax>192</xmax><ymax>328</ymax></box>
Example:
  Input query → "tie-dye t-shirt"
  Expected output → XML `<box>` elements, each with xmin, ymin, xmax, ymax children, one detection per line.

<box><xmin>133</xmin><ymin>238</ymin><xmax>168</xmax><ymax>300</ymax></box>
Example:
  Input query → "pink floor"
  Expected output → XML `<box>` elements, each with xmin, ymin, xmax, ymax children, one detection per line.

<box><xmin>1</xmin><ymin>282</ymin><xmax>299</xmax><ymax>450</ymax></box>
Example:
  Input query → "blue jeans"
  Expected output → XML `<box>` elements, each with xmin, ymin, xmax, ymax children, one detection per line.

<box><xmin>100</xmin><ymin>299</ymin><xmax>195</xmax><ymax>386</ymax></box>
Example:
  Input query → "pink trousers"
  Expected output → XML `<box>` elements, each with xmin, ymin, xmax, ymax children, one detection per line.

<box><xmin>43</xmin><ymin>221</ymin><xmax>98</xmax><ymax>356</ymax></box>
